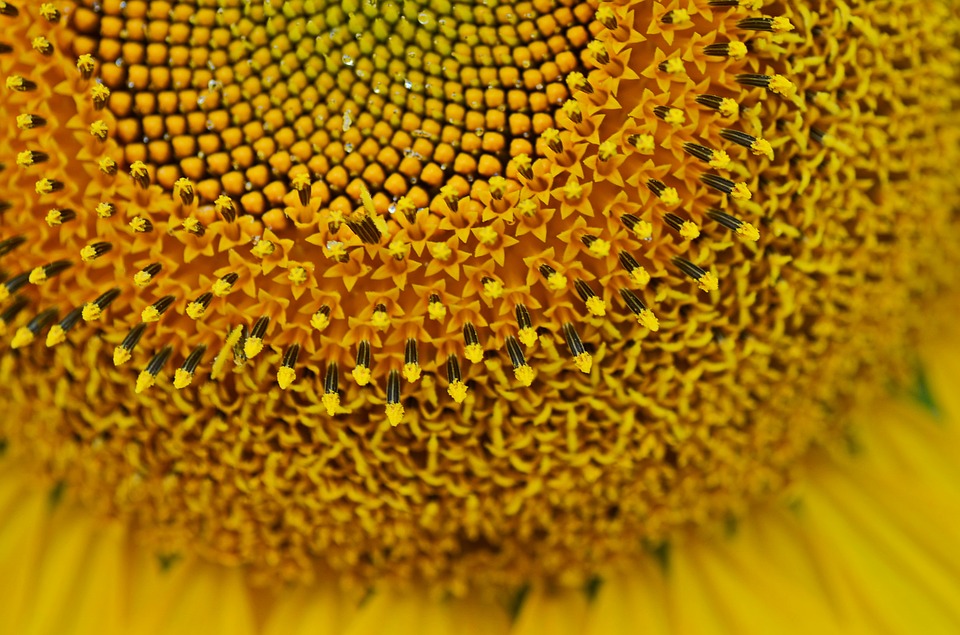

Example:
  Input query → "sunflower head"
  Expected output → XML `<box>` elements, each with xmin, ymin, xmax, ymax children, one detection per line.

<box><xmin>0</xmin><ymin>0</ymin><xmax>959</xmax><ymax>591</ymax></box>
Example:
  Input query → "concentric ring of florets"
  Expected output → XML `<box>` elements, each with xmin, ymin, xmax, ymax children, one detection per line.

<box><xmin>1</xmin><ymin>0</ymin><xmax>960</xmax><ymax>591</ymax></box>
<box><xmin>68</xmin><ymin>0</ymin><xmax>597</xmax><ymax>220</ymax></box>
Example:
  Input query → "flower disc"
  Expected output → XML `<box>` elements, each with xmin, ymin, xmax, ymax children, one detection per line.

<box><xmin>0</xmin><ymin>0</ymin><xmax>959</xmax><ymax>591</ymax></box>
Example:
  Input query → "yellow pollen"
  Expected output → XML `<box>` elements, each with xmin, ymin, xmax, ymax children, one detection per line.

<box><xmin>182</xmin><ymin>218</ymin><xmax>202</xmax><ymax>234</ymax></box>
<box><xmin>186</xmin><ymin>302</ymin><xmax>206</xmax><ymax>320</ymax></box>
<box><xmin>352</xmin><ymin>365</ymin><xmax>372</xmax><ymax>386</ymax></box>
<box><xmin>563</xmin><ymin>182</ymin><xmax>584</xmax><ymax>200</ymax></box>
<box><xmin>322</xmin><ymin>393</ymin><xmax>340</xmax><ymax>416</ymax></box>
<box><xmin>141</xmin><ymin>307</ymin><xmax>161</xmax><ymax>323</ymax></box>
<box><xmin>45</xmin><ymin>326</ymin><xmax>66</xmax><ymax>348</ymax></box>
<box><xmin>16</xmin><ymin>114</ymin><xmax>35</xmax><ymax>130</ymax></box>
<box><xmin>387</xmin><ymin>239</ymin><xmax>409</xmax><ymax>259</ymax></box>
<box><xmin>698</xmin><ymin>272</ymin><xmax>720</xmax><ymax>293</ymax></box>
<box><xmin>542</xmin><ymin>128</ymin><xmax>562</xmax><ymax>151</ymax></box>
<box><xmin>80</xmin><ymin>245</ymin><xmax>99</xmax><ymax>262</ymax></box>
<box><xmin>587</xmin><ymin>238</ymin><xmax>611</xmax><ymax>258</ymax></box>
<box><xmin>44</xmin><ymin>210</ymin><xmax>64</xmax><ymax>227</ymax></box>
<box><xmin>598</xmin><ymin>140</ymin><xmax>617</xmax><ymax>161</ymax></box>
<box><xmin>514</xmin><ymin>154</ymin><xmax>533</xmax><ymax>176</ymax></box>
<box><xmin>112</xmin><ymin>347</ymin><xmax>131</xmax><ymax>367</ymax></box>
<box><xmin>11</xmin><ymin>327</ymin><xmax>35</xmax><ymax>349</ymax></box>
<box><xmin>427</xmin><ymin>302</ymin><xmax>446</xmax><ymax>321</ymax></box>
<box><xmin>439</xmin><ymin>184</ymin><xmax>460</xmax><ymax>208</ymax></box>
<box><xmin>483</xmin><ymin>279</ymin><xmax>504</xmax><ymax>299</ymax></box>
<box><xmin>664</xmin><ymin>108</ymin><xmax>685</xmax><ymax>126</ymax></box>
<box><xmin>518</xmin><ymin>327</ymin><xmax>539</xmax><ymax>347</ymax></box>
<box><xmin>679</xmin><ymin>222</ymin><xmax>700</xmax><ymax>240</ymax></box>
<box><xmin>82</xmin><ymin>304</ymin><xmax>102</xmax><ymax>322</ymax></box>
<box><xmin>546</xmin><ymin>272</ymin><xmax>568</xmax><ymax>291</ymax></box>
<box><xmin>633</xmin><ymin>220</ymin><xmax>654</xmax><ymax>240</ymax></box>
<box><xmin>561</xmin><ymin>100</ymin><xmax>582</xmax><ymax>122</ymax></box>
<box><xmin>395</xmin><ymin>197</ymin><xmax>416</xmax><ymax>218</ymax></box>
<box><xmin>38</xmin><ymin>3</ymin><xmax>59</xmax><ymax>20</ymax></box>
<box><xmin>215</xmin><ymin>195</ymin><xmax>235</xmax><ymax>216</ymax></box>
<box><xmin>277</xmin><ymin>366</ymin><xmax>296</xmax><ymax>390</ymax></box>
<box><xmin>402</xmin><ymin>363</ymin><xmax>421</xmax><ymax>383</ymax></box>
<box><xmin>324</xmin><ymin>242</ymin><xmax>347</xmax><ymax>262</ymax></box>
<box><xmin>732</xmin><ymin>183</ymin><xmax>752</xmax><ymax>200</ymax></box>
<box><xmin>90</xmin><ymin>84</ymin><xmax>110</xmax><ymax>106</ymax></box>
<box><xmin>446</xmin><ymin>380</ymin><xmax>468</xmax><ymax>404</ymax></box>
<box><xmin>737</xmin><ymin>223</ymin><xmax>761</xmax><ymax>242</ymax></box>
<box><xmin>310</xmin><ymin>311</ymin><xmax>330</xmax><ymax>331</ymax></box>
<box><xmin>31</xmin><ymin>36</ymin><xmax>51</xmax><ymax>52</ymax></box>
<box><xmin>476</xmin><ymin>226</ymin><xmax>499</xmax><ymax>246</ymax></box>
<box><xmin>464</xmin><ymin>344</ymin><xmax>484</xmax><ymax>364</ymax></box>
<box><xmin>89</xmin><ymin>121</ymin><xmax>108</xmax><ymax>140</ymax></box>
<box><xmin>16</xmin><ymin>151</ymin><xmax>35</xmax><ymax>167</ymax></box>
<box><xmin>212</xmin><ymin>278</ymin><xmax>235</xmax><ymax>297</ymax></box>
<box><xmin>133</xmin><ymin>271</ymin><xmax>152</xmax><ymax>288</ymax></box>
<box><xmin>663</xmin><ymin>58</ymin><xmax>685</xmax><ymax>75</ymax></box>
<box><xmin>386</xmin><ymin>402</ymin><xmax>405</xmax><ymax>426</ymax></box>
<box><xmin>244</xmin><ymin>337</ymin><xmax>265</xmax><ymax>359</ymax></box>
<box><xmin>98</xmin><ymin>157</ymin><xmax>116</xmax><ymax>174</ymax></box>
<box><xmin>513</xmin><ymin>364</ymin><xmax>536</xmax><ymax>386</ymax></box>
<box><xmin>95</xmin><ymin>203</ymin><xmax>114</xmax><ymax>218</ymax></box>
<box><xmin>752</xmin><ymin>138</ymin><xmax>775</xmax><ymax>160</ymax></box>
<box><xmin>288</xmin><ymin>267</ymin><xmax>308</xmax><ymax>286</ymax></box>
<box><xmin>566</xmin><ymin>72</ymin><xmax>588</xmax><ymax>92</ymax></box>
<box><xmin>586</xmin><ymin>296</ymin><xmax>607</xmax><ymax>317</ymax></box>
<box><xmin>135</xmin><ymin>371</ymin><xmax>156</xmax><ymax>394</ymax></box>
<box><xmin>76</xmin><ymin>54</ymin><xmax>96</xmax><ymax>75</ymax></box>
<box><xmin>630</xmin><ymin>267</ymin><xmax>651</xmax><ymax>286</ymax></box>
<box><xmin>573</xmin><ymin>352</ymin><xmax>593</xmax><ymax>374</ymax></box>
<box><xmin>671</xmin><ymin>9</ymin><xmax>692</xmax><ymax>24</ymax></box>
<box><xmin>595</xmin><ymin>6</ymin><xmax>615</xmax><ymax>28</ymax></box>
<box><xmin>251</xmin><ymin>240</ymin><xmax>275</xmax><ymax>259</ymax></box>
<box><xmin>35</xmin><ymin>179</ymin><xmax>55</xmax><ymax>195</ymax></box>
<box><xmin>632</xmin><ymin>134</ymin><xmax>655</xmax><ymax>154</ymax></box>
<box><xmin>719</xmin><ymin>98</ymin><xmax>739</xmax><ymax>118</ymax></box>
<box><xmin>488</xmin><ymin>176</ymin><xmax>507</xmax><ymax>198</ymax></box>
<box><xmin>517</xmin><ymin>200</ymin><xmax>538</xmax><ymax>217</ymax></box>
<box><xmin>638</xmin><ymin>310</ymin><xmax>660</xmax><ymax>332</ymax></box>
<box><xmin>772</xmin><ymin>16</ymin><xmax>795</xmax><ymax>32</ymax></box>
<box><xmin>5</xmin><ymin>76</ymin><xmax>26</xmax><ymax>91</ymax></box>
<box><xmin>660</xmin><ymin>187</ymin><xmax>680</xmax><ymax>206</ymax></box>
<box><xmin>728</xmin><ymin>41</ymin><xmax>748</xmax><ymax>60</ymax></box>
<box><xmin>709</xmin><ymin>150</ymin><xmax>732</xmax><ymax>170</ymax></box>
<box><xmin>173</xmin><ymin>178</ymin><xmax>193</xmax><ymax>201</ymax></box>
<box><xmin>768</xmin><ymin>74</ymin><xmax>797</xmax><ymax>98</ymax></box>
<box><xmin>586</xmin><ymin>40</ymin><xmax>608</xmax><ymax>64</ymax></box>
<box><xmin>129</xmin><ymin>161</ymin><xmax>148</xmax><ymax>181</ymax></box>
<box><xmin>291</xmin><ymin>173</ymin><xmax>311</xmax><ymax>193</ymax></box>
<box><xmin>371</xmin><ymin>310</ymin><xmax>390</xmax><ymax>330</ymax></box>
<box><xmin>28</xmin><ymin>268</ymin><xmax>47</xmax><ymax>285</ymax></box>
<box><xmin>428</xmin><ymin>241</ymin><xmax>452</xmax><ymax>262</ymax></box>
<box><xmin>128</xmin><ymin>218</ymin><xmax>148</xmax><ymax>233</ymax></box>
<box><xmin>173</xmin><ymin>369</ymin><xmax>194</xmax><ymax>390</ymax></box>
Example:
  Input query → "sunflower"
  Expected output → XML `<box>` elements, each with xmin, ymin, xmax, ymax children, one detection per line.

<box><xmin>1</xmin><ymin>0</ymin><xmax>959</xmax><ymax>631</ymax></box>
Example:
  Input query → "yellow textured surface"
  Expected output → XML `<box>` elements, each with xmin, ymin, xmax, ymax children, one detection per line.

<box><xmin>0</xmin><ymin>0</ymin><xmax>958</xmax><ymax>593</ymax></box>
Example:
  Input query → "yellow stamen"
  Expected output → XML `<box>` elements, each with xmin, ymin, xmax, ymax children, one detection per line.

<box><xmin>586</xmin><ymin>296</ymin><xmax>607</xmax><ymax>317</ymax></box>
<box><xmin>698</xmin><ymin>272</ymin><xmax>719</xmax><ymax>293</ymax></box>
<box><xmin>447</xmin><ymin>380</ymin><xmax>468</xmax><ymax>404</ymax></box>
<box><xmin>277</xmin><ymin>366</ymin><xmax>296</xmax><ymax>390</ymax></box>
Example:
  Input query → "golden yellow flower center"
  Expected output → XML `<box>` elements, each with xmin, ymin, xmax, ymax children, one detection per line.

<box><xmin>0</xmin><ymin>0</ymin><xmax>959</xmax><ymax>594</ymax></box>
